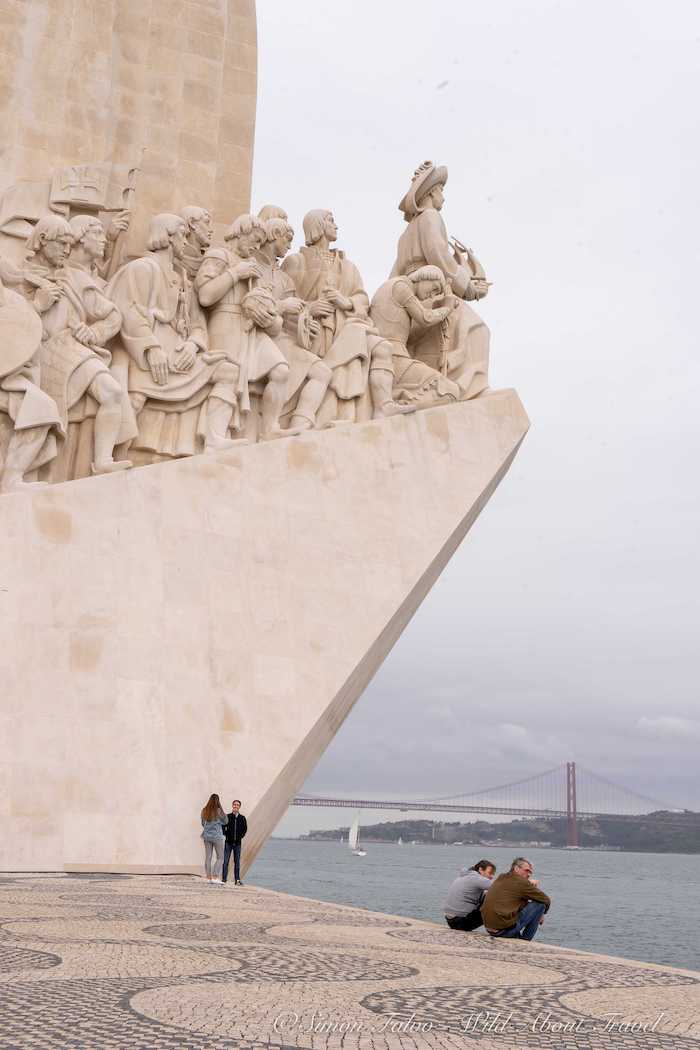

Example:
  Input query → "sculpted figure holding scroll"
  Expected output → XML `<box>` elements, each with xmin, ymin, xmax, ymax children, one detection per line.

<box><xmin>196</xmin><ymin>214</ymin><xmax>293</xmax><ymax>441</ymax></box>
<box><xmin>391</xmin><ymin>162</ymin><xmax>490</xmax><ymax>399</ymax></box>
<box><xmin>369</xmin><ymin>267</ymin><xmax>461</xmax><ymax>410</ymax></box>
<box><xmin>107</xmin><ymin>213</ymin><xmax>240</xmax><ymax>456</ymax></box>
<box><xmin>282</xmin><ymin>210</ymin><xmax>413</xmax><ymax>423</ymax></box>
<box><xmin>22</xmin><ymin>215</ymin><xmax>135</xmax><ymax>475</ymax></box>
<box><xmin>0</xmin><ymin>273</ymin><xmax>63</xmax><ymax>492</ymax></box>
<box><xmin>254</xmin><ymin>217</ymin><xmax>331</xmax><ymax>430</ymax></box>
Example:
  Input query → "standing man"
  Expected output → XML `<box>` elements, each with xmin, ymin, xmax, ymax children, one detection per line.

<box><xmin>481</xmin><ymin>857</ymin><xmax>551</xmax><ymax>941</ymax></box>
<box><xmin>222</xmin><ymin>800</ymin><xmax>247</xmax><ymax>886</ymax></box>
<box><xmin>443</xmin><ymin>859</ymin><xmax>496</xmax><ymax>932</ymax></box>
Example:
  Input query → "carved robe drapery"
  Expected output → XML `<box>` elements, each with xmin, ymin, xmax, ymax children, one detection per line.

<box><xmin>282</xmin><ymin>246</ymin><xmax>377</xmax><ymax>407</ymax></box>
<box><xmin>24</xmin><ymin>264</ymin><xmax>132</xmax><ymax>428</ymax></box>
<box><xmin>391</xmin><ymin>208</ymin><xmax>489</xmax><ymax>399</ymax></box>
<box><xmin>369</xmin><ymin>277</ymin><xmax>460</xmax><ymax>407</ymax></box>
<box><xmin>0</xmin><ymin>284</ymin><xmax>63</xmax><ymax>478</ymax></box>
<box><xmin>255</xmin><ymin>260</ymin><xmax>323</xmax><ymax>409</ymax></box>
<box><xmin>20</xmin><ymin>263</ymin><xmax>136</xmax><ymax>480</ymax></box>
<box><xmin>107</xmin><ymin>254</ymin><xmax>236</xmax><ymax>457</ymax></box>
<box><xmin>195</xmin><ymin>247</ymin><xmax>286</xmax><ymax>417</ymax></box>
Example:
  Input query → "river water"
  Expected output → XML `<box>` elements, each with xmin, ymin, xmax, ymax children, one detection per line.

<box><xmin>249</xmin><ymin>839</ymin><xmax>700</xmax><ymax>972</ymax></box>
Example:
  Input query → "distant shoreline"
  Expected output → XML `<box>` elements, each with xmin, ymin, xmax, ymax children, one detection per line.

<box><xmin>270</xmin><ymin>835</ymin><xmax>700</xmax><ymax>855</ymax></box>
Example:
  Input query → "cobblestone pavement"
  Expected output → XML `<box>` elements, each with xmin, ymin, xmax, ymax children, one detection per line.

<box><xmin>0</xmin><ymin>873</ymin><xmax>698</xmax><ymax>1049</ymax></box>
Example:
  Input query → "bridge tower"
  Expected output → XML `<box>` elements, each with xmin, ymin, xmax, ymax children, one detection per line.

<box><xmin>566</xmin><ymin>762</ymin><xmax>579</xmax><ymax>847</ymax></box>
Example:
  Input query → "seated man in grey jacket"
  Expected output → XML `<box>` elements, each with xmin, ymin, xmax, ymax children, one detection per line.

<box><xmin>443</xmin><ymin>859</ymin><xmax>496</xmax><ymax>932</ymax></box>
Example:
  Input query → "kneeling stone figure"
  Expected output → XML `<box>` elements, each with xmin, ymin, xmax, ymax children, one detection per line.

<box><xmin>369</xmin><ymin>267</ymin><xmax>461</xmax><ymax>409</ymax></box>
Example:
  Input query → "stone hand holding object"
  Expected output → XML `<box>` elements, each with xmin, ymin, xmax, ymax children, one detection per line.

<box><xmin>323</xmin><ymin>287</ymin><xmax>352</xmax><ymax>311</ymax></box>
<box><xmin>33</xmin><ymin>282</ymin><xmax>63</xmax><ymax>313</ymax></box>
<box><xmin>232</xmin><ymin>260</ymin><xmax>263</xmax><ymax>283</ymax></box>
<box><xmin>280</xmin><ymin>296</ymin><xmax>304</xmax><ymax>315</ymax></box>
<box><xmin>72</xmin><ymin>322</ymin><xmax>97</xmax><ymax>346</ymax></box>
<box><xmin>106</xmin><ymin>210</ymin><xmax>131</xmax><ymax>241</ymax></box>
<box><xmin>424</xmin><ymin>304</ymin><xmax>453</xmax><ymax>326</ymax></box>
<box><xmin>309</xmin><ymin>298</ymin><xmax>334</xmax><ymax>318</ymax></box>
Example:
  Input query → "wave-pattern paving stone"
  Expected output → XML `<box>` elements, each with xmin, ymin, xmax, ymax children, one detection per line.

<box><xmin>0</xmin><ymin>873</ymin><xmax>698</xmax><ymax>1049</ymax></box>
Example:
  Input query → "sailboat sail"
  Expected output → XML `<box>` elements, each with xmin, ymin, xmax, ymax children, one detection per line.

<box><xmin>348</xmin><ymin>816</ymin><xmax>360</xmax><ymax>852</ymax></box>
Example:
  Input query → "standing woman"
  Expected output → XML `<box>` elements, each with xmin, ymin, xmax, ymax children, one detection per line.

<box><xmin>200</xmin><ymin>794</ymin><xmax>227</xmax><ymax>882</ymax></box>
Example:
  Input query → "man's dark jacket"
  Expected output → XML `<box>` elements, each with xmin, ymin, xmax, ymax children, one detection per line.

<box><xmin>224</xmin><ymin>812</ymin><xmax>248</xmax><ymax>845</ymax></box>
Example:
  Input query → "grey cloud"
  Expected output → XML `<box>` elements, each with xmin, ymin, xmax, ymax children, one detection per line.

<box><xmin>253</xmin><ymin>1</ymin><xmax>700</xmax><ymax>837</ymax></box>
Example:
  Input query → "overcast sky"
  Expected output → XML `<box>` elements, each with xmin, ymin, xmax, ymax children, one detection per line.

<box><xmin>252</xmin><ymin>0</ymin><xmax>700</xmax><ymax>836</ymax></box>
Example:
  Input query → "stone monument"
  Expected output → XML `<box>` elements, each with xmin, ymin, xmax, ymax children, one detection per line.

<box><xmin>0</xmin><ymin>1</ymin><xmax>529</xmax><ymax>873</ymax></box>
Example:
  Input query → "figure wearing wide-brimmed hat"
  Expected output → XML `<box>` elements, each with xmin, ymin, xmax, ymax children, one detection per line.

<box><xmin>391</xmin><ymin>161</ymin><xmax>491</xmax><ymax>399</ymax></box>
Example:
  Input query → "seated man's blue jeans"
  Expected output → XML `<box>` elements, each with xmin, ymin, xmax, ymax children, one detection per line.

<box><xmin>491</xmin><ymin>901</ymin><xmax>546</xmax><ymax>941</ymax></box>
<box><xmin>222</xmin><ymin>842</ymin><xmax>241</xmax><ymax>883</ymax></box>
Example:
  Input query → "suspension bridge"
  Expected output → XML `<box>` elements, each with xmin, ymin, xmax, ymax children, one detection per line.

<box><xmin>292</xmin><ymin>763</ymin><xmax>696</xmax><ymax>847</ymax></box>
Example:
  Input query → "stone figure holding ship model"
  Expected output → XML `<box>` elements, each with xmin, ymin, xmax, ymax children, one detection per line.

<box><xmin>391</xmin><ymin>161</ymin><xmax>491</xmax><ymax>399</ymax></box>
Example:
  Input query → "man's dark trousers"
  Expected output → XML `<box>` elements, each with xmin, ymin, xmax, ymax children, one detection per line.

<box><xmin>222</xmin><ymin>842</ymin><xmax>241</xmax><ymax>884</ymax></box>
<box><xmin>445</xmin><ymin>911</ymin><xmax>483</xmax><ymax>932</ymax></box>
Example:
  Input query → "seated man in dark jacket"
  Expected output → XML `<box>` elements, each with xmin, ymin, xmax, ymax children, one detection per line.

<box><xmin>222</xmin><ymin>800</ymin><xmax>248</xmax><ymax>885</ymax></box>
<box><xmin>481</xmin><ymin>856</ymin><xmax>551</xmax><ymax>941</ymax></box>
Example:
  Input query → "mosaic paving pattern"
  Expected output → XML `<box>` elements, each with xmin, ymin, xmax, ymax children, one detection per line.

<box><xmin>0</xmin><ymin>873</ymin><xmax>697</xmax><ymax>1049</ymax></box>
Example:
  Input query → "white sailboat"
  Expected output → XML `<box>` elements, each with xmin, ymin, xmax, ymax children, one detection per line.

<box><xmin>348</xmin><ymin>814</ymin><xmax>366</xmax><ymax>856</ymax></box>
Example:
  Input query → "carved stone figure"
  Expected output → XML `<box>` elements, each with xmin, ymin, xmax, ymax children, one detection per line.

<box><xmin>255</xmin><ymin>217</ymin><xmax>331</xmax><ymax>430</ymax></box>
<box><xmin>106</xmin><ymin>213</ymin><xmax>240</xmax><ymax>456</ymax></box>
<box><xmin>23</xmin><ymin>215</ymin><xmax>135</xmax><ymax>475</ymax></box>
<box><xmin>196</xmin><ymin>214</ymin><xmax>293</xmax><ymax>441</ymax></box>
<box><xmin>257</xmin><ymin>205</ymin><xmax>289</xmax><ymax>222</ymax></box>
<box><xmin>180</xmin><ymin>206</ymin><xmax>214</xmax><ymax>279</ymax></box>
<box><xmin>0</xmin><ymin>274</ymin><xmax>63</xmax><ymax>493</ymax></box>
<box><xmin>369</xmin><ymin>267</ymin><xmax>462</xmax><ymax>409</ymax></box>
<box><xmin>391</xmin><ymin>162</ymin><xmax>490</xmax><ymax>399</ymax></box>
<box><xmin>282</xmin><ymin>210</ymin><xmax>413</xmax><ymax>423</ymax></box>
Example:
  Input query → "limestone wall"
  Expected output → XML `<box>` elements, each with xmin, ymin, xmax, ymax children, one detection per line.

<box><xmin>0</xmin><ymin>395</ymin><xmax>528</xmax><ymax>872</ymax></box>
<box><xmin>0</xmin><ymin>0</ymin><xmax>256</xmax><ymax>255</ymax></box>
